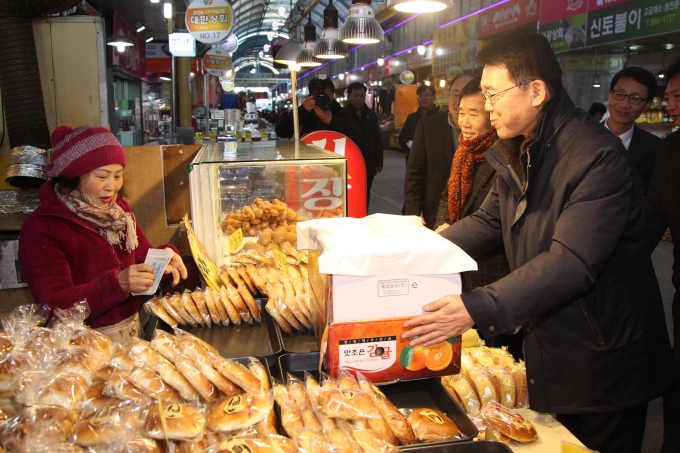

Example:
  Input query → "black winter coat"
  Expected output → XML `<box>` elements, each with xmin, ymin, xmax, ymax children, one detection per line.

<box><xmin>344</xmin><ymin>104</ymin><xmax>383</xmax><ymax>172</ymax></box>
<box><xmin>275</xmin><ymin>100</ymin><xmax>362</xmax><ymax>146</ymax></box>
<box><xmin>441</xmin><ymin>90</ymin><xmax>673</xmax><ymax>414</ymax></box>
<box><xmin>398</xmin><ymin>105</ymin><xmax>440</xmax><ymax>159</ymax></box>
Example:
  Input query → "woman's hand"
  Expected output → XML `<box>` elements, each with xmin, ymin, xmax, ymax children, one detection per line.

<box><xmin>119</xmin><ymin>264</ymin><xmax>155</xmax><ymax>293</ymax></box>
<box><xmin>163</xmin><ymin>249</ymin><xmax>188</xmax><ymax>286</ymax></box>
<box><xmin>401</xmin><ymin>294</ymin><xmax>475</xmax><ymax>346</ymax></box>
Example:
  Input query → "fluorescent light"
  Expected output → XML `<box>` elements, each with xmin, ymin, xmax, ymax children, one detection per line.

<box><xmin>377</xmin><ymin>57</ymin><xmax>384</xmax><ymax>66</ymax></box>
<box><xmin>163</xmin><ymin>1</ymin><xmax>172</xmax><ymax>19</ymax></box>
<box><xmin>439</xmin><ymin>79</ymin><xmax>446</xmax><ymax>87</ymax></box>
<box><xmin>160</xmin><ymin>76</ymin><xmax>171</xmax><ymax>81</ymax></box>
<box><xmin>390</xmin><ymin>0</ymin><xmax>452</xmax><ymax>13</ymax></box>
<box><xmin>417</xmin><ymin>44</ymin><xmax>426</xmax><ymax>55</ymax></box>
<box><xmin>146</xmin><ymin>36</ymin><xmax>154</xmax><ymax>42</ymax></box>
<box><xmin>278</xmin><ymin>6</ymin><xmax>286</xmax><ymax>16</ymax></box>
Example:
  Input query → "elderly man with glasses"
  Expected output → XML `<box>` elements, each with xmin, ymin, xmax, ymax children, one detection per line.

<box><xmin>603</xmin><ymin>67</ymin><xmax>660</xmax><ymax>196</ymax></box>
<box><xmin>403</xmin><ymin>29</ymin><xmax>672</xmax><ymax>453</ymax></box>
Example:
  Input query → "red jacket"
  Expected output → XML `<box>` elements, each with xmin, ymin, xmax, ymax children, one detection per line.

<box><xmin>18</xmin><ymin>182</ymin><xmax>177</xmax><ymax>328</ymax></box>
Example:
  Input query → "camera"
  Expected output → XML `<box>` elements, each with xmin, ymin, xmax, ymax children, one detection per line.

<box><xmin>309</xmin><ymin>79</ymin><xmax>333</xmax><ymax>111</ymax></box>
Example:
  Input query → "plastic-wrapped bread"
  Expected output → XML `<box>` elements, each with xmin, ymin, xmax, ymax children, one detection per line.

<box><xmin>236</xmin><ymin>265</ymin><xmax>258</xmax><ymax>295</ymax></box>
<box><xmin>71</xmin><ymin>401</ymin><xmax>142</xmax><ymax>447</ymax></box>
<box><xmin>54</xmin><ymin>347</ymin><xmax>100</xmax><ymax>380</ymax></box>
<box><xmin>225</xmin><ymin>283</ymin><xmax>253</xmax><ymax>324</ymax></box>
<box><xmin>249</xmin><ymin>357</ymin><xmax>271</xmax><ymax>391</ymax></box>
<box><xmin>190</xmin><ymin>289</ymin><xmax>212</xmax><ymax>326</ymax></box>
<box><xmin>487</xmin><ymin>347</ymin><xmax>516</xmax><ymax>366</ymax></box>
<box><xmin>445</xmin><ymin>375</ymin><xmax>480</xmax><ymax>415</ymax></box>
<box><xmin>468</xmin><ymin>367</ymin><xmax>498</xmax><ymax>406</ymax></box>
<box><xmin>280</xmin><ymin>241</ymin><xmax>308</xmax><ymax>264</ymax></box>
<box><xmin>125</xmin><ymin>436</ymin><xmax>164</xmax><ymax>453</ymax></box>
<box><xmin>213</xmin><ymin>356</ymin><xmax>262</xmax><ymax>393</ymax></box>
<box><xmin>202</xmin><ymin>287</ymin><xmax>226</xmax><ymax>325</ymax></box>
<box><xmin>181</xmin><ymin>290</ymin><xmax>204</xmax><ymax>325</ymax></box>
<box><xmin>213</xmin><ymin>286</ymin><xmax>238</xmax><ymax>325</ymax></box>
<box><xmin>36</xmin><ymin>373</ymin><xmax>88</xmax><ymax>409</ymax></box>
<box><xmin>157</xmin><ymin>295</ymin><xmax>186</xmax><ymax>325</ymax></box>
<box><xmin>103</xmin><ymin>369</ymin><xmax>149</xmax><ymax>403</ymax></box>
<box><xmin>281</xmin><ymin>273</ymin><xmax>311</xmax><ymax>328</ymax></box>
<box><xmin>505</xmin><ymin>362</ymin><xmax>529</xmax><ymax>408</ymax></box>
<box><xmin>487</xmin><ymin>365</ymin><xmax>516</xmax><ymax>409</ymax></box>
<box><xmin>150</xmin><ymin>329</ymin><xmax>179</xmax><ymax>364</ymax></box>
<box><xmin>358</xmin><ymin>374</ymin><xmax>416</xmax><ymax>445</ymax></box>
<box><xmin>237</xmin><ymin>282</ymin><xmax>261</xmax><ymax>322</ymax></box>
<box><xmin>265</xmin><ymin>299</ymin><xmax>294</xmax><ymax>334</ymax></box>
<box><xmin>286</xmin><ymin>265</ymin><xmax>306</xmax><ymax>294</ymax></box>
<box><xmin>92</xmin><ymin>365</ymin><xmax>115</xmax><ymax>383</ymax></box>
<box><xmin>406</xmin><ymin>409</ymin><xmax>460</xmax><ymax>442</ymax></box>
<box><xmin>169</xmin><ymin>293</ymin><xmax>198</xmax><ymax>326</ymax></box>
<box><xmin>351</xmin><ymin>428</ymin><xmax>400</xmax><ymax>453</ymax></box>
<box><xmin>206</xmin><ymin>392</ymin><xmax>272</xmax><ymax>432</ymax></box>
<box><xmin>246</xmin><ymin>264</ymin><xmax>268</xmax><ymax>295</ymax></box>
<box><xmin>326</xmin><ymin>428</ymin><xmax>361</xmax><ymax>453</ymax></box>
<box><xmin>175</xmin><ymin>354</ymin><xmax>220</xmax><ymax>403</ymax></box>
<box><xmin>70</xmin><ymin>329</ymin><xmax>114</xmax><ymax>363</ymax></box>
<box><xmin>126</xmin><ymin>365</ymin><xmax>183</xmax><ymax>403</ymax></box>
<box><xmin>480</xmin><ymin>401</ymin><xmax>537</xmax><ymax>443</ymax></box>
<box><xmin>144</xmin><ymin>298</ymin><xmax>178</xmax><ymax>327</ymax></box>
<box><xmin>188</xmin><ymin>351</ymin><xmax>242</xmax><ymax>398</ymax></box>
<box><xmin>296</xmin><ymin>428</ymin><xmax>328</xmax><ymax>453</ymax></box>
<box><xmin>274</xmin><ymin>384</ymin><xmax>305</xmax><ymax>438</ymax></box>
<box><xmin>145</xmin><ymin>402</ymin><xmax>206</xmax><ymax>441</ymax></box>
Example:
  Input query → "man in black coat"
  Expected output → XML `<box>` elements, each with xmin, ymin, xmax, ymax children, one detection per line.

<box><xmin>397</xmin><ymin>84</ymin><xmax>440</xmax><ymax>160</ymax></box>
<box><xmin>403</xmin><ymin>30</ymin><xmax>672</xmax><ymax>453</ymax></box>
<box><xmin>603</xmin><ymin>67</ymin><xmax>660</xmax><ymax>196</ymax></box>
<box><xmin>403</xmin><ymin>74</ymin><xmax>474</xmax><ymax>229</ymax></box>
<box><xmin>344</xmin><ymin>82</ymin><xmax>383</xmax><ymax>208</ymax></box>
<box><xmin>644</xmin><ymin>59</ymin><xmax>680</xmax><ymax>453</ymax></box>
<box><xmin>275</xmin><ymin>77</ymin><xmax>362</xmax><ymax>146</ymax></box>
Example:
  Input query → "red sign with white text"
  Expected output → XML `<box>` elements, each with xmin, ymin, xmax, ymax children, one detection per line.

<box><xmin>477</xmin><ymin>0</ymin><xmax>540</xmax><ymax>38</ymax></box>
<box><xmin>540</xmin><ymin>0</ymin><xmax>587</xmax><ymax>24</ymax></box>
<box><xmin>587</xmin><ymin>0</ymin><xmax>630</xmax><ymax>13</ymax></box>
<box><xmin>302</xmin><ymin>131</ymin><xmax>367</xmax><ymax>218</ymax></box>
<box><xmin>112</xmin><ymin>11</ymin><xmax>146</xmax><ymax>79</ymax></box>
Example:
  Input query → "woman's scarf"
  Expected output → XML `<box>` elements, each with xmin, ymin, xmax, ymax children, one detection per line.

<box><xmin>448</xmin><ymin>129</ymin><xmax>498</xmax><ymax>224</ymax></box>
<box><xmin>55</xmin><ymin>185</ymin><xmax>139</xmax><ymax>252</ymax></box>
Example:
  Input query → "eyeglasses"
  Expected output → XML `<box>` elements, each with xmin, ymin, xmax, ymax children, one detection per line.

<box><xmin>610</xmin><ymin>90</ymin><xmax>647</xmax><ymax>106</ymax></box>
<box><xmin>481</xmin><ymin>79</ymin><xmax>534</xmax><ymax>106</ymax></box>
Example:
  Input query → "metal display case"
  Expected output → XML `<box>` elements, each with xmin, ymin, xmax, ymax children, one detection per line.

<box><xmin>189</xmin><ymin>140</ymin><xmax>347</xmax><ymax>265</ymax></box>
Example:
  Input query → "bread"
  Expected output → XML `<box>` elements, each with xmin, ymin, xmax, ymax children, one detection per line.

<box><xmin>481</xmin><ymin>401</ymin><xmax>537</xmax><ymax>443</ymax></box>
<box><xmin>190</xmin><ymin>289</ymin><xmax>212</xmax><ymax>325</ymax></box>
<box><xmin>273</xmin><ymin>290</ymin><xmax>303</xmax><ymax>331</ymax></box>
<box><xmin>351</xmin><ymin>429</ymin><xmax>399</xmax><ymax>453</ymax></box>
<box><xmin>180</xmin><ymin>290</ymin><xmax>204</xmax><ymax>324</ymax></box>
<box><xmin>189</xmin><ymin>352</ymin><xmax>242</xmax><ymax>397</ymax></box>
<box><xmin>505</xmin><ymin>363</ymin><xmax>529</xmax><ymax>408</ymax></box>
<box><xmin>36</xmin><ymin>373</ymin><xmax>88</xmax><ymax>409</ymax></box>
<box><xmin>1</xmin><ymin>405</ymin><xmax>77</xmax><ymax>452</ymax></box>
<box><xmin>72</xmin><ymin>403</ymin><xmax>141</xmax><ymax>447</ymax></box>
<box><xmin>70</xmin><ymin>329</ymin><xmax>114</xmax><ymax>362</ymax></box>
<box><xmin>199</xmin><ymin>287</ymin><xmax>222</xmax><ymax>325</ymax></box>
<box><xmin>0</xmin><ymin>355</ymin><xmax>31</xmax><ymax>395</ymax></box>
<box><xmin>265</xmin><ymin>300</ymin><xmax>293</xmax><ymax>334</ymax></box>
<box><xmin>218</xmin><ymin>286</ymin><xmax>242</xmax><ymax>325</ymax></box>
<box><xmin>213</xmin><ymin>356</ymin><xmax>262</xmax><ymax>393</ymax></box>
<box><xmin>126</xmin><ymin>365</ymin><xmax>183</xmax><ymax>402</ymax></box>
<box><xmin>145</xmin><ymin>298</ymin><xmax>178</xmax><ymax>327</ymax></box>
<box><xmin>158</xmin><ymin>295</ymin><xmax>186</xmax><ymax>325</ymax></box>
<box><xmin>54</xmin><ymin>347</ymin><xmax>101</xmax><ymax>380</ymax></box>
<box><xmin>110</xmin><ymin>344</ymin><xmax>135</xmax><ymax>371</ymax></box>
<box><xmin>246</xmin><ymin>264</ymin><xmax>268</xmax><ymax>294</ymax></box>
<box><xmin>300</xmin><ymin>406</ymin><xmax>323</xmax><ymax>431</ymax></box>
<box><xmin>84</xmin><ymin>381</ymin><xmax>120</xmax><ymax>408</ymax></box>
<box><xmin>150</xmin><ymin>329</ymin><xmax>179</xmax><ymax>363</ymax></box>
<box><xmin>406</xmin><ymin>408</ymin><xmax>459</xmax><ymax>442</ymax></box>
<box><xmin>488</xmin><ymin>365</ymin><xmax>516</xmax><ymax>408</ymax></box>
<box><xmin>174</xmin><ymin>354</ymin><xmax>220</xmax><ymax>403</ymax></box>
<box><xmin>319</xmin><ymin>388</ymin><xmax>376</xmax><ymax>420</ymax></box>
<box><xmin>296</xmin><ymin>428</ymin><xmax>328</xmax><ymax>453</ymax></box>
<box><xmin>274</xmin><ymin>384</ymin><xmax>305</xmax><ymax>438</ymax></box>
<box><xmin>206</xmin><ymin>392</ymin><xmax>272</xmax><ymax>432</ymax></box>
<box><xmin>92</xmin><ymin>365</ymin><xmax>115</xmax><ymax>382</ymax></box>
<box><xmin>238</xmin><ymin>282</ymin><xmax>261</xmax><ymax>321</ymax></box>
<box><xmin>249</xmin><ymin>358</ymin><xmax>271</xmax><ymax>391</ymax></box>
<box><xmin>169</xmin><ymin>293</ymin><xmax>198</xmax><ymax>326</ymax></box>
<box><xmin>447</xmin><ymin>375</ymin><xmax>481</xmax><ymax>415</ymax></box>
<box><xmin>178</xmin><ymin>330</ymin><xmax>219</xmax><ymax>359</ymax></box>
<box><xmin>224</xmin><ymin>283</ymin><xmax>253</xmax><ymax>323</ymax></box>
<box><xmin>125</xmin><ymin>436</ymin><xmax>165</xmax><ymax>453</ymax></box>
<box><xmin>326</xmin><ymin>429</ymin><xmax>361</xmax><ymax>453</ymax></box>
<box><xmin>280</xmin><ymin>274</ymin><xmax>311</xmax><ymax>328</ymax></box>
<box><xmin>236</xmin><ymin>265</ymin><xmax>258</xmax><ymax>295</ymax></box>
<box><xmin>103</xmin><ymin>370</ymin><xmax>148</xmax><ymax>402</ymax></box>
<box><xmin>145</xmin><ymin>402</ymin><xmax>206</xmax><ymax>441</ymax></box>
<box><xmin>468</xmin><ymin>367</ymin><xmax>498</xmax><ymax>406</ymax></box>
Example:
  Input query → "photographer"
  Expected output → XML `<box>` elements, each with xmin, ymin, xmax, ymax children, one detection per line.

<box><xmin>275</xmin><ymin>77</ymin><xmax>361</xmax><ymax>145</ymax></box>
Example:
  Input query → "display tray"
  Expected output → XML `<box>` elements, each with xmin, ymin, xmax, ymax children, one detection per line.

<box><xmin>277</xmin><ymin>352</ymin><xmax>479</xmax><ymax>449</ymax></box>
<box><xmin>279</xmin><ymin>328</ymin><xmax>320</xmax><ymax>354</ymax></box>
<box><xmin>405</xmin><ymin>441</ymin><xmax>512</xmax><ymax>453</ymax></box>
<box><xmin>144</xmin><ymin>298</ymin><xmax>282</xmax><ymax>367</ymax></box>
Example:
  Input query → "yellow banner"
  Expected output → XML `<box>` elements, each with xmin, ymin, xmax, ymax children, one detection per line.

<box><xmin>184</xmin><ymin>213</ymin><xmax>222</xmax><ymax>291</ymax></box>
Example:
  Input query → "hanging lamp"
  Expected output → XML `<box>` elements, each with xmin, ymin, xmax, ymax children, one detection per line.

<box><xmin>107</xmin><ymin>29</ymin><xmax>134</xmax><ymax>53</ymax></box>
<box><xmin>296</xmin><ymin>16</ymin><xmax>322</xmax><ymax>67</ymax></box>
<box><xmin>274</xmin><ymin>25</ymin><xmax>302</xmax><ymax>65</ymax></box>
<box><xmin>314</xmin><ymin>0</ymin><xmax>348</xmax><ymax>59</ymax></box>
<box><xmin>339</xmin><ymin>0</ymin><xmax>383</xmax><ymax>44</ymax></box>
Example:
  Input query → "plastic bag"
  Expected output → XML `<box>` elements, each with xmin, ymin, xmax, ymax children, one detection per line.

<box><xmin>144</xmin><ymin>400</ymin><xmax>207</xmax><ymax>442</ymax></box>
<box><xmin>205</xmin><ymin>391</ymin><xmax>273</xmax><ymax>432</ymax></box>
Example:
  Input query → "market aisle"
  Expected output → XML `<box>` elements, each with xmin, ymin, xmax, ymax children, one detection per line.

<box><xmin>367</xmin><ymin>148</ymin><xmax>406</xmax><ymax>216</ymax></box>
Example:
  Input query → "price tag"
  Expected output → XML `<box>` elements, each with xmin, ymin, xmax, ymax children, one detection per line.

<box><xmin>228</xmin><ymin>228</ymin><xmax>243</xmax><ymax>254</ymax></box>
<box><xmin>184</xmin><ymin>213</ymin><xmax>222</xmax><ymax>291</ymax></box>
<box><xmin>273</xmin><ymin>248</ymin><xmax>288</xmax><ymax>273</ymax></box>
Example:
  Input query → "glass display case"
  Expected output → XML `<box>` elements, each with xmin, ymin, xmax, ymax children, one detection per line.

<box><xmin>189</xmin><ymin>141</ymin><xmax>347</xmax><ymax>265</ymax></box>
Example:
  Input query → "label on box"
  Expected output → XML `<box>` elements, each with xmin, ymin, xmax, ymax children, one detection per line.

<box><xmin>228</xmin><ymin>228</ymin><xmax>243</xmax><ymax>254</ymax></box>
<box><xmin>378</xmin><ymin>279</ymin><xmax>409</xmax><ymax>297</ymax></box>
<box><xmin>338</xmin><ymin>336</ymin><xmax>397</xmax><ymax>372</ymax></box>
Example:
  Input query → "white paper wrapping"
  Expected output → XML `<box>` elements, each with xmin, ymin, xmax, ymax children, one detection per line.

<box><xmin>296</xmin><ymin>213</ymin><xmax>478</xmax><ymax>276</ymax></box>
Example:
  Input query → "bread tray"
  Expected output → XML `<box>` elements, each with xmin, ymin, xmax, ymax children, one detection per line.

<box><xmin>279</xmin><ymin>328</ymin><xmax>320</xmax><ymax>354</ymax></box>
<box><xmin>144</xmin><ymin>298</ymin><xmax>282</xmax><ymax>367</ymax></box>
<box><xmin>277</xmin><ymin>352</ymin><xmax>478</xmax><ymax>449</ymax></box>
<box><xmin>398</xmin><ymin>441</ymin><xmax>512</xmax><ymax>453</ymax></box>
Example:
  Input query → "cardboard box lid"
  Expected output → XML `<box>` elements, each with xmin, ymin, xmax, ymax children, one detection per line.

<box><xmin>297</xmin><ymin>214</ymin><xmax>477</xmax><ymax>276</ymax></box>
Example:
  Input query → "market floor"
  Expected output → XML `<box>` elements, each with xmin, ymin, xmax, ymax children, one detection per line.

<box><xmin>369</xmin><ymin>147</ymin><xmax>675</xmax><ymax>453</ymax></box>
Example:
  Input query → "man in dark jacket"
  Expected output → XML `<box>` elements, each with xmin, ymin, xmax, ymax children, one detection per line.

<box><xmin>403</xmin><ymin>30</ymin><xmax>673</xmax><ymax>453</ymax></box>
<box><xmin>345</xmin><ymin>82</ymin><xmax>383</xmax><ymax>207</ymax></box>
<box><xmin>275</xmin><ymin>77</ymin><xmax>362</xmax><ymax>146</ymax></box>
<box><xmin>397</xmin><ymin>84</ymin><xmax>439</xmax><ymax>160</ymax></box>
<box><xmin>644</xmin><ymin>59</ymin><xmax>680</xmax><ymax>453</ymax></box>
<box><xmin>603</xmin><ymin>66</ymin><xmax>660</xmax><ymax>196</ymax></box>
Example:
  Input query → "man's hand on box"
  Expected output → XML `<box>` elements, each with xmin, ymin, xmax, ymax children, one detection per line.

<box><xmin>401</xmin><ymin>294</ymin><xmax>475</xmax><ymax>346</ymax></box>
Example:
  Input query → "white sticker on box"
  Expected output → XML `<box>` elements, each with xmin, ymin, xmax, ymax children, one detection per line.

<box><xmin>338</xmin><ymin>336</ymin><xmax>397</xmax><ymax>372</ymax></box>
<box><xmin>377</xmin><ymin>279</ymin><xmax>409</xmax><ymax>297</ymax></box>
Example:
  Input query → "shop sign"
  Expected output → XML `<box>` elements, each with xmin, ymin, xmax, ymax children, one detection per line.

<box><xmin>185</xmin><ymin>0</ymin><xmax>235</xmax><ymax>44</ymax></box>
<box><xmin>169</xmin><ymin>33</ymin><xmax>196</xmax><ymax>56</ymax></box>
<box><xmin>301</xmin><ymin>131</ymin><xmax>365</xmax><ymax>219</ymax></box>
<box><xmin>111</xmin><ymin>12</ymin><xmax>146</xmax><ymax>79</ymax></box>
<box><xmin>539</xmin><ymin>0</ymin><xmax>587</xmax><ymax>24</ymax></box>
<box><xmin>477</xmin><ymin>0</ymin><xmax>539</xmax><ymax>39</ymax></box>
<box><xmin>588</xmin><ymin>0</ymin><xmax>630</xmax><ymax>14</ymax></box>
<box><xmin>218</xmin><ymin>33</ymin><xmax>239</xmax><ymax>53</ymax></box>
<box><xmin>540</xmin><ymin>12</ymin><xmax>587</xmax><ymax>52</ymax></box>
<box><xmin>586</xmin><ymin>0</ymin><xmax>680</xmax><ymax>46</ymax></box>
<box><xmin>203</xmin><ymin>48</ymin><xmax>232</xmax><ymax>76</ymax></box>
<box><xmin>432</xmin><ymin>16</ymin><xmax>479</xmax><ymax>78</ymax></box>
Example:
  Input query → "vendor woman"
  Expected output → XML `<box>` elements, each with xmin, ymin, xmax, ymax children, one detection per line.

<box><xmin>19</xmin><ymin>125</ymin><xmax>187</xmax><ymax>343</ymax></box>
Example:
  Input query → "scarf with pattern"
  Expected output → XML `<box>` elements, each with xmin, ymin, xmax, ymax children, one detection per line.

<box><xmin>448</xmin><ymin>129</ymin><xmax>498</xmax><ymax>224</ymax></box>
<box><xmin>55</xmin><ymin>184</ymin><xmax>139</xmax><ymax>252</ymax></box>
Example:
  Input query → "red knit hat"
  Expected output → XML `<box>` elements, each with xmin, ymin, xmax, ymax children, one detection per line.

<box><xmin>46</xmin><ymin>125</ymin><xmax>126</xmax><ymax>179</ymax></box>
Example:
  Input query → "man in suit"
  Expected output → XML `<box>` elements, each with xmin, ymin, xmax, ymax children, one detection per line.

<box><xmin>644</xmin><ymin>59</ymin><xmax>680</xmax><ymax>453</ymax></box>
<box><xmin>398</xmin><ymin>84</ymin><xmax>440</xmax><ymax>160</ymax></box>
<box><xmin>404</xmin><ymin>73</ymin><xmax>475</xmax><ymax>229</ymax></box>
<box><xmin>344</xmin><ymin>82</ymin><xmax>383</xmax><ymax>208</ymax></box>
<box><xmin>604</xmin><ymin>67</ymin><xmax>660</xmax><ymax>196</ymax></box>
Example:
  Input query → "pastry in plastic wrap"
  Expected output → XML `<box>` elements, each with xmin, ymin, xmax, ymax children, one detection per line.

<box><xmin>480</xmin><ymin>401</ymin><xmax>537</xmax><ymax>443</ymax></box>
<box><xmin>126</xmin><ymin>365</ymin><xmax>183</xmax><ymax>402</ymax></box>
<box><xmin>505</xmin><ymin>362</ymin><xmax>529</xmax><ymax>408</ymax></box>
<box><xmin>274</xmin><ymin>383</ymin><xmax>305</xmax><ymax>438</ymax></box>
<box><xmin>71</xmin><ymin>402</ymin><xmax>142</xmax><ymax>447</ymax></box>
<box><xmin>297</xmin><ymin>428</ymin><xmax>329</xmax><ymax>453</ymax></box>
<box><xmin>351</xmin><ymin>428</ymin><xmax>400</xmax><ymax>453</ymax></box>
<box><xmin>206</xmin><ymin>392</ymin><xmax>272</xmax><ymax>432</ymax></box>
<box><xmin>468</xmin><ymin>367</ymin><xmax>498</xmax><ymax>406</ymax></box>
<box><xmin>0</xmin><ymin>405</ymin><xmax>77</xmax><ymax>453</ymax></box>
<box><xmin>406</xmin><ymin>408</ymin><xmax>460</xmax><ymax>442</ymax></box>
<box><xmin>202</xmin><ymin>287</ymin><xmax>226</xmax><ymax>325</ymax></box>
<box><xmin>110</xmin><ymin>344</ymin><xmax>135</xmax><ymax>371</ymax></box>
<box><xmin>70</xmin><ymin>328</ymin><xmax>114</xmax><ymax>362</ymax></box>
<box><xmin>358</xmin><ymin>376</ymin><xmax>416</xmax><ymax>445</ymax></box>
<box><xmin>125</xmin><ymin>436</ymin><xmax>165</xmax><ymax>453</ymax></box>
<box><xmin>218</xmin><ymin>286</ymin><xmax>243</xmax><ymax>325</ymax></box>
<box><xmin>36</xmin><ymin>373</ymin><xmax>88</xmax><ymax>409</ymax></box>
<box><xmin>487</xmin><ymin>365</ymin><xmax>516</xmax><ymax>409</ymax></box>
<box><xmin>213</xmin><ymin>356</ymin><xmax>262</xmax><ymax>393</ymax></box>
<box><xmin>145</xmin><ymin>402</ymin><xmax>206</xmax><ymax>441</ymax></box>
<box><xmin>189</xmin><ymin>289</ymin><xmax>212</xmax><ymax>325</ymax></box>
<box><xmin>326</xmin><ymin>428</ymin><xmax>362</xmax><ymax>453</ymax></box>
<box><xmin>175</xmin><ymin>354</ymin><xmax>220</xmax><ymax>403</ymax></box>
<box><xmin>444</xmin><ymin>375</ymin><xmax>480</xmax><ymax>415</ymax></box>
<box><xmin>249</xmin><ymin>357</ymin><xmax>271</xmax><ymax>391</ymax></box>
<box><xmin>150</xmin><ymin>329</ymin><xmax>179</xmax><ymax>364</ymax></box>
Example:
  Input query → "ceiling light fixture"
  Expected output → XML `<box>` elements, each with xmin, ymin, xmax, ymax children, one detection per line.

<box><xmin>135</xmin><ymin>21</ymin><xmax>146</xmax><ymax>33</ymax></box>
<box><xmin>274</xmin><ymin>25</ymin><xmax>302</xmax><ymax>65</ymax></box>
<box><xmin>296</xmin><ymin>16</ymin><xmax>322</xmax><ymax>67</ymax></box>
<box><xmin>439</xmin><ymin>79</ymin><xmax>446</xmax><ymax>87</ymax></box>
<box><xmin>340</xmin><ymin>0</ymin><xmax>384</xmax><ymax>44</ymax></box>
<box><xmin>264</xmin><ymin>44</ymin><xmax>270</xmax><ymax>52</ymax></box>
<box><xmin>593</xmin><ymin>75</ymin><xmax>600</xmax><ymax>88</ymax></box>
<box><xmin>389</xmin><ymin>0</ymin><xmax>452</xmax><ymax>13</ymax></box>
<box><xmin>272</xmin><ymin>20</ymin><xmax>279</xmax><ymax>31</ymax></box>
<box><xmin>377</xmin><ymin>57</ymin><xmax>384</xmax><ymax>66</ymax></box>
<box><xmin>107</xmin><ymin>29</ymin><xmax>134</xmax><ymax>53</ymax></box>
<box><xmin>146</xmin><ymin>36</ymin><xmax>154</xmax><ymax>42</ymax></box>
<box><xmin>315</xmin><ymin>0</ymin><xmax>348</xmax><ymax>59</ymax></box>
<box><xmin>417</xmin><ymin>44</ymin><xmax>426</xmax><ymax>55</ymax></box>
<box><xmin>278</xmin><ymin>6</ymin><xmax>286</xmax><ymax>16</ymax></box>
<box><xmin>267</xmin><ymin>32</ymin><xmax>274</xmax><ymax>41</ymax></box>
<box><xmin>160</xmin><ymin>76</ymin><xmax>171</xmax><ymax>81</ymax></box>
<box><xmin>163</xmin><ymin>0</ymin><xmax>172</xmax><ymax>19</ymax></box>
<box><xmin>338</xmin><ymin>73</ymin><xmax>345</xmax><ymax>80</ymax></box>
<box><xmin>150</xmin><ymin>0</ymin><xmax>159</xmax><ymax>3</ymax></box>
